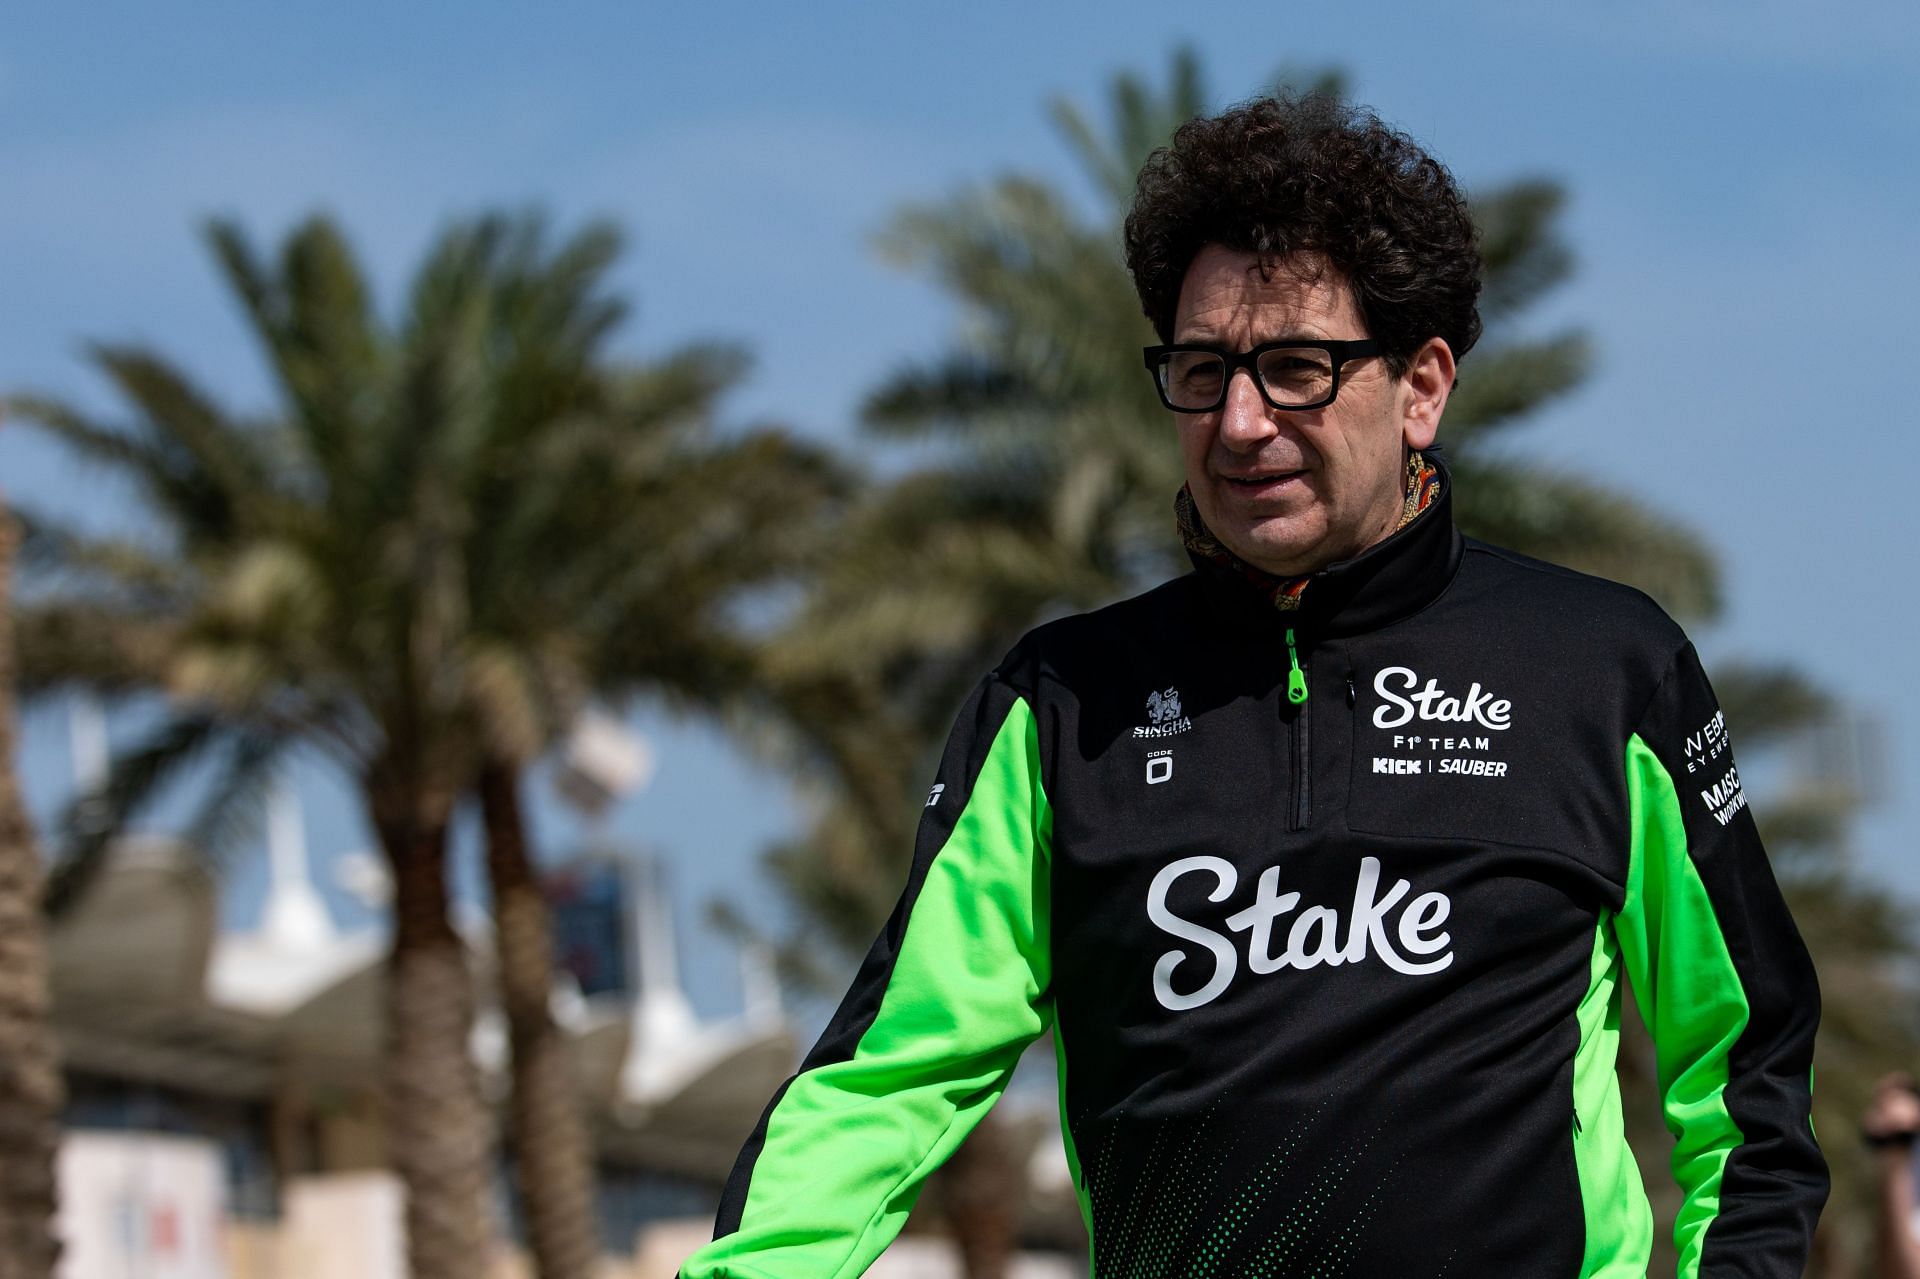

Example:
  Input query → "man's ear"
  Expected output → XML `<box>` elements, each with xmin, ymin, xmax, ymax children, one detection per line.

<box><xmin>1400</xmin><ymin>336</ymin><xmax>1455</xmax><ymax>450</ymax></box>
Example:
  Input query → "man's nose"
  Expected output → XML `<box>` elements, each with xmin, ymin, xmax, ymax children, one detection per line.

<box><xmin>1217</xmin><ymin>366</ymin><xmax>1279</xmax><ymax>450</ymax></box>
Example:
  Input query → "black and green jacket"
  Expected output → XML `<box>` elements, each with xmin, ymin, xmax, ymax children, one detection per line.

<box><xmin>679</xmin><ymin>460</ymin><xmax>1828</xmax><ymax>1278</ymax></box>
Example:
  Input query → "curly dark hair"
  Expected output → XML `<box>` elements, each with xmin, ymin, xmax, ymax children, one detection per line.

<box><xmin>1123</xmin><ymin>92</ymin><xmax>1482</xmax><ymax>379</ymax></box>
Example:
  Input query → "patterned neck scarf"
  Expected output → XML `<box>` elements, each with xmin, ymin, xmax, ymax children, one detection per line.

<box><xmin>1176</xmin><ymin>450</ymin><xmax>1441</xmax><ymax>611</ymax></box>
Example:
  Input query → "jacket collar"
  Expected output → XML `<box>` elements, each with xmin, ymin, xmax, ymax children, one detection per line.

<box><xmin>1189</xmin><ymin>449</ymin><xmax>1464</xmax><ymax>641</ymax></box>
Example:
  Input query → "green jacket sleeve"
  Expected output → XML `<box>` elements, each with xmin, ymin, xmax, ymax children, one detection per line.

<box><xmin>1614</xmin><ymin>642</ymin><xmax>1828</xmax><ymax>1277</ymax></box>
<box><xmin>678</xmin><ymin>671</ymin><xmax>1055</xmax><ymax>1279</ymax></box>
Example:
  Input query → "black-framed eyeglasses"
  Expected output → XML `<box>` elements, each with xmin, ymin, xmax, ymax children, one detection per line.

<box><xmin>1142</xmin><ymin>338</ymin><xmax>1384</xmax><ymax>413</ymax></box>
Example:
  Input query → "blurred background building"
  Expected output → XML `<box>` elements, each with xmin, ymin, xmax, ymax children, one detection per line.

<box><xmin>46</xmin><ymin>689</ymin><xmax>789</xmax><ymax>1276</ymax></box>
<box><xmin>47</xmin><ymin>826</ymin><xmax>784</xmax><ymax>1276</ymax></box>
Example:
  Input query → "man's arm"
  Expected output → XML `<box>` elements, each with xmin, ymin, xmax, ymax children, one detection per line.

<box><xmin>1613</xmin><ymin>642</ymin><xmax>1829</xmax><ymax>1277</ymax></box>
<box><xmin>679</xmin><ymin>670</ymin><xmax>1054</xmax><ymax>1279</ymax></box>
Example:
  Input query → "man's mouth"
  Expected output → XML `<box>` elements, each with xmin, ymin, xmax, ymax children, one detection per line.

<box><xmin>1222</xmin><ymin>470</ymin><xmax>1306</xmax><ymax>491</ymax></box>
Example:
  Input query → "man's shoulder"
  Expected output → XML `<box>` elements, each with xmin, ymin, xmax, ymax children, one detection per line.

<box><xmin>990</xmin><ymin>574</ymin><xmax>1202</xmax><ymax>693</ymax></box>
<box><xmin>1455</xmin><ymin>535</ymin><xmax>1691</xmax><ymax>658</ymax></box>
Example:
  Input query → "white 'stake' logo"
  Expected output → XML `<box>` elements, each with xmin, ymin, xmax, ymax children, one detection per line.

<box><xmin>1147</xmin><ymin>855</ymin><xmax>1454</xmax><ymax>1011</ymax></box>
<box><xmin>1372</xmin><ymin>666</ymin><xmax>1512</xmax><ymax>732</ymax></box>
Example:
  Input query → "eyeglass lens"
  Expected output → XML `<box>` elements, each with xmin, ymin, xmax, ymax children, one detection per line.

<box><xmin>1160</xmin><ymin>347</ymin><xmax>1336</xmax><ymax>409</ymax></box>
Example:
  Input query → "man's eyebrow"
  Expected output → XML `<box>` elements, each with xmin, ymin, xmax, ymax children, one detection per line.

<box><xmin>1171</xmin><ymin>331</ymin><xmax>1328</xmax><ymax>346</ymax></box>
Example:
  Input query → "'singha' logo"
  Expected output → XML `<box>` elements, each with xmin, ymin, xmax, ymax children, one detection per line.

<box><xmin>1135</xmin><ymin>686</ymin><xmax>1193</xmax><ymax>739</ymax></box>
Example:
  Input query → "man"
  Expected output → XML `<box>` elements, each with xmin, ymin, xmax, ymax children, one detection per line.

<box><xmin>679</xmin><ymin>92</ymin><xmax>1828</xmax><ymax>1278</ymax></box>
<box><xmin>1863</xmin><ymin>1073</ymin><xmax>1920</xmax><ymax>1277</ymax></box>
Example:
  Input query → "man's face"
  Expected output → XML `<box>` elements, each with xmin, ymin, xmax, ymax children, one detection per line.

<box><xmin>1169</xmin><ymin>244</ymin><xmax>1453</xmax><ymax>577</ymax></box>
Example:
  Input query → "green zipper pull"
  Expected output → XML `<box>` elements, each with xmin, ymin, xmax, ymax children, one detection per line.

<box><xmin>1285</xmin><ymin>627</ymin><xmax>1309</xmax><ymax>705</ymax></box>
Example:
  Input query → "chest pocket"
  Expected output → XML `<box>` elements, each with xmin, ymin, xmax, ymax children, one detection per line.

<box><xmin>1055</xmin><ymin>678</ymin><xmax>1283</xmax><ymax>869</ymax></box>
<box><xmin>1344</xmin><ymin>660</ymin><xmax>1614</xmax><ymax>862</ymax></box>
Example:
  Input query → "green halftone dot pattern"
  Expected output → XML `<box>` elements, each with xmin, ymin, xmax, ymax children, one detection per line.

<box><xmin>1074</xmin><ymin>1092</ymin><xmax>1424</xmax><ymax>1278</ymax></box>
<box><xmin>1303</xmin><ymin>1150</ymin><xmax>1403</xmax><ymax>1279</ymax></box>
<box><xmin>1239</xmin><ymin>1110</ymin><xmax>1393</xmax><ymax>1279</ymax></box>
<box><xmin>1188</xmin><ymin>1101</ymin><xmax>1325</xmax><ymax>1279</ymax></box>
<box><xmin>1077</xmin><ymin>1096</ymin><xmax>1226</xmax><ymax>1277</ymax></box>
<box><xmin>1082</xmin><ymin>1103</ymin><xmax>1158</xmax><ymax>1270</ymax></box>
<box><xmin>1121</xmin><ymin>1096</ymin><xmax>1227</xmax><ymax>1278</ymax></box>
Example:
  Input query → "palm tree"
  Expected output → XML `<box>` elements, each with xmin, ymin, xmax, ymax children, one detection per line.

<box><xmin>5</xmin><ymin>209</ymin><xmax>842</xmax><ymax>1278</ymax></box>
<box><xmin>0</xmin><ymin>470</ymin><xmax>63</xmax><ymax>1279</ymax></box>
<box><xmin>8</xmin><ymin>211</ymin><xmax>844</xmax><ymax>1279</ymax></box>
<box><xmin>8</xmin><ymin>215</ymin><xmax>515</xmax><ymax>1278</ymax></box>
<box><xmin>737</xmin><ymin>44</ymin><xmax>1903</xmax><ymax>1276</ymax></box>
<box><xmin>445</xmin><ymin>221</ymin><xmax>845</xmax><ymax>1279</ymax></box>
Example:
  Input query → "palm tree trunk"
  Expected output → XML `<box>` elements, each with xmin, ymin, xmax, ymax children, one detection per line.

<box><xmin>479</xmin><ymin>757</ymin><xmax>599</xmax><ymax>1279</ymax></box>
<box><xmin>0</xmin><ymin>502</ymin><xmax>63</xmax><ymax>1279</ymax></box>
<box><xmin>372</xmin><ymin>786</ymin><xmax>494</xmax><ymax>1279</ymax></box>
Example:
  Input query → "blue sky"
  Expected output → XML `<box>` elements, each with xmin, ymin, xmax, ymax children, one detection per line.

<box><xmin>4</xmin><ymin>2</ymin><xmax>1916</xmax><ymax>1021</ymax></box>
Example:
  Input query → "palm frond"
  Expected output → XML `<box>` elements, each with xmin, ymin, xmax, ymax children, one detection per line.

<box><xmin>1440</xmin><ymin>332</ymin><xmax>1591</xmax><ymax>443</ymax></box>
<box><xmin>11</xmin><ymin>601</ymin><xmax>178</xmax><ymax>696</ymax></box>
<box><xmin>3</xmin><ymin>394</ymin><xmax>174</xmax><ymax>496</ymax></box>
<box><xmin>1470</xmin><ymin>180</ymin><xmax>1577</xmax><ymax>328</ymax></box>
<box><xmin>86</xmin><ymin>345</ymin><xmax>273</xmax><ymax>530</ymax></box>
<box><xmin>495</xmin><ymin>213</ymin><xmax>627</xmax><ymax>354</ymax></box>
<box><xmin>44</xmin><ymin>710</ymin><xmax>225</xmax><ymax>915</ymax></box>
<box><xmin>861</xmin><ymin>355</ymin><xmax>1043</xmax><ymax>437</ymax></box>
<box><xmin>1261</xmin><ymin>65</ymin><xmax>1347</xmax><ymax>104</ymax></box>
<box><xmin>180</xmin><ymin>727</ymin><xmax>294</xmax><ymax>876</ymax></box>
<box><xmin>204</xmin><ymin>215</ymin><xmax>382</xmax><ymax>492</ymax></box>
<box><xmin>1045</xmin><ymin>45</ymin><xmax>1210</xmax><ymax>210</ymax></box>
<box><xmin>1709</xmin><ymin>661</ymin><xmax>1832</xmax><ymax>746</ymax></box>
<box><xmin>12</xmin><ymin>508</ymin><xmax>190</xmax><ymax>603</ymax></box>
<box><xmin>1044</xmin><ymin>96</ymin><xmax>1134</xmax><ymax>211</ymax></box>
<box><xmin>611</xmin><ymin>340</ymin><xmax>750</xmax><ymax>436</ymax></box>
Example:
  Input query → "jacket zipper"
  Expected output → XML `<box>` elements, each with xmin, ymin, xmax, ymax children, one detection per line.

<box><xmin>1284</xmin><ymin>628</ymin><xmax>1308</xmax><ymax>707</ymax></box>
<box><xmin>1285</xmin><ymin>628</ymin><xmax>1310</xmax><ymax>831</ymax></box>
